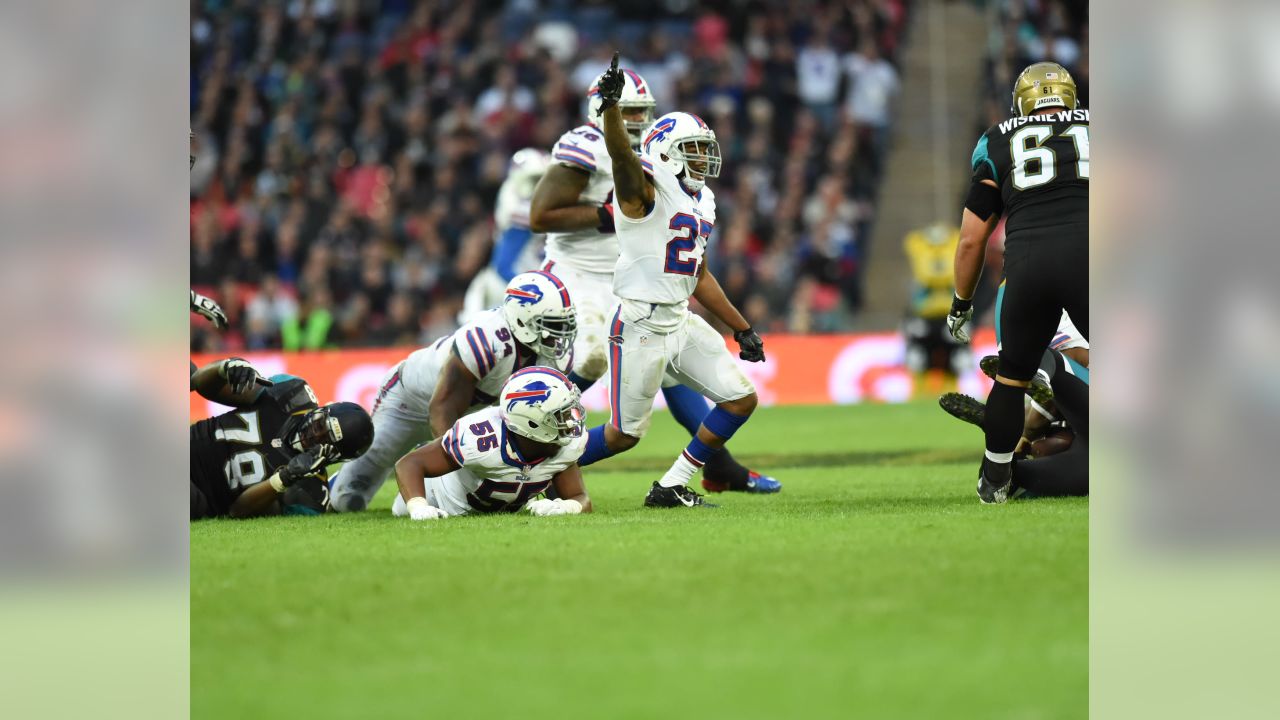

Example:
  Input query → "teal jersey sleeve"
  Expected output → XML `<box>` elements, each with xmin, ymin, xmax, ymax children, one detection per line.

<box><xmin>971</xmin><ymin>133</ymin><xmax>998</xmax><ymax>182</ymax></box>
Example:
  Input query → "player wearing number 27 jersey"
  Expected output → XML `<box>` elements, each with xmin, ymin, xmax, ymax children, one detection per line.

<box><xmin>578</xmin><ymin>54</ymin><xmax>766</xmax><ymax>509</ymax></box>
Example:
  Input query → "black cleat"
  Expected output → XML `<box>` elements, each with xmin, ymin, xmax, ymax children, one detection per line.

<box><xmin>976</xmin><ymin>457</ymin><xmax>1014</xmax><ymax>504</ymax></box>
<box><xmin>979</xmin><ymin>355</ymin><xmax>1055</xmax><ymax>408</ymax></box>
<box><xmin>644</xmin><ymin>481</ymin><xmax>717</xmax><ymax>508</ymax></box>
<box><xmin>939</xmin><ymin>393</ymin><xmax>985</xmax><ymax>427</ymax></box>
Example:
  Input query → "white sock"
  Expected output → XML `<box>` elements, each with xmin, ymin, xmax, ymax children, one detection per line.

<box><xmin>659</xmin><ymin>453</ymin><xmax>702</xmax><ymax>488</ymax></box>
<box><xmin>984</xmin><ymin>449</ymin><xmax>1014</xmax><ymax>464</ymax></box>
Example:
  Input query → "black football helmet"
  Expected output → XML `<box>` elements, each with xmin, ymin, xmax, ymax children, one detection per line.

<box><xmin>290</xmin><ymin>401</ymin><xmax>374</xmax><ymax>462</ymax></box>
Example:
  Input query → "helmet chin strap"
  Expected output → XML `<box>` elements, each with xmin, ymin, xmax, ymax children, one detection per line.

<box><xmin>679</xmin><ymin>171</ymin><xmax>705</xmax><ymax>193</ymax></box>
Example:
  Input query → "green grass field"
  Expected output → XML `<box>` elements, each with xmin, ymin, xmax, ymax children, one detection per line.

<box><xmin>191</xmin><ymin>402</ymin><xmax>1087</xmax><ymax>720</ymax></box>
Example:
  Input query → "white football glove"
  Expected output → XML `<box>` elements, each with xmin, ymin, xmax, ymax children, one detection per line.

<box><xmin>191</xmin><ymin>290</ymin><xmax>228</xmax><ymax>329</ymax></box>
<box><xmin>525</xmin><ymin>498</ymin><xmax>583</xmax><ymax>517</ymax></box>
<box><xmin>946</xmin><ymin>295</ymin><xmax>974</xmax><ymax>343</ymax></box>
<box><xmin>406</xmin><ymin>496</ymin><xmax>450</xmax><ymax>521</ymax></box>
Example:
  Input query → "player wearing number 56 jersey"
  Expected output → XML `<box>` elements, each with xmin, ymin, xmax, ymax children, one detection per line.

<box><xmin>328</xmin><ymin>271</ymin><xmax>577</xmax><ymax>512</ymax></box>
<box><xmin>392</xmin><ymin>367</ymin><xmax>590</xmax><ymax>519</ymax></box>
<box><xmin>574</xmin><ymin>53</ymin><xmax>765</xmax><ymax>509</ymax></box>
<box><xmin>948</xmin><ymin>61</ymin><xmax>1089</xmax><ymax>504</ymax></box>
<box><xmin>190</xmin><ymin>360</ymin><xmax>373</xmax><ymax>519</ymax></box>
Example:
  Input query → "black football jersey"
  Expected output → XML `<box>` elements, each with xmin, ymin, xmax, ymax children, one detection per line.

<box><xmin>971</xmin><ymin>108</ymin><xmax>1089</xmax><ymax>239</ymax></box>
<box><xmin>190</xmin><ymin>378</ymin><xmax>319</xmax><ymax>518</ymax></box>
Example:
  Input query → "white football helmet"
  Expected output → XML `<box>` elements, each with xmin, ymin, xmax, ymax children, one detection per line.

<box><xmin>587</xmin><ymin>67</ymin><xmax>657</xmax><ymax>146</ymax></box>
<box><xmin>499</xmin><ymin>367</ymin><xmax>586</xmax><ymax>446</ymax></box>
<box><xmin>640</xmin><ymin>112</ymin><xmax>721</xmax><ymax>193</ymax></box>
<box><xmin>508</xmin><ymin>148</ymin><xmax>551</xmax><ymax>197</ymax></box>
<box><xmin>502</xmin><ymin>271</ymin><xmax>577</xmax><ymax>360</ymax></box>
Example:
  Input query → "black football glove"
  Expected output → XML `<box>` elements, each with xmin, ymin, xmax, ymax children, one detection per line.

<box><xmin>596</xmin><ymin>52</ymin><xmax>624</xmax><ymax>116</ymax></box>
<box><xmin>279</xmin><ymin>449</ymin><xmax>329</xmax><ymax>488</ymax></box>
<box><xmin>219</xmin><ymin>358</ymin><xmax>271</xmax><ymax>395</ymax></box>
<box><xmin>191</xmin><ymin>290</ymin><xmax>228</xmax><ymax>329</ymax></box>
<box><xmin>734</xmin><ymin>327</ymin><xmax>766</xmax><ymax>363</ymax></box>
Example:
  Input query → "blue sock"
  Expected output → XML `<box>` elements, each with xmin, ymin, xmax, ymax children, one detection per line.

<box><xmin>683</xmin><ymin>435</ymin><xmax>717</xmax><ymax>465</ymax></box>
<box><xmin>703</xmin><ymin>406</ymin><xmax>750</xmax><ymax>441</ymax></box>
<box><xmin>577</xmin><ymin>425</ymin><xmax>614</xmax><ymax>467</ymax></box>
<box><xmin>568</xmin><ymin>371</ymin><xmax>595</xmax><ymax>393</ymax></box>
<box><xmin>662</xmin><ymin>384</ymin><xmax>711</xmax><ymax>436</ymax></box>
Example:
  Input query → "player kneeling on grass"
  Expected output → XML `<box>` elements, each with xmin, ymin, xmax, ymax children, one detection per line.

<box><xmin>190</xmin><ymin>359</ymin><xmax>374</xmax><ymax>519</ymax></box>
<box><xmin>392</xmin><ymin>367</ymin><xmax>591</xmax><ymax>520</ymax></box>
<box><xmin>573</xmin><ymin>54</ymin><xmax>765</xmax><ymax>508</ymax></box>
<box><xmin>329</xmin><ymin>270</ymin><xmax>576</xmax><ymax>512</ymax></box>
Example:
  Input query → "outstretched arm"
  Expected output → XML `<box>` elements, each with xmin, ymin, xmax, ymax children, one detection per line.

<box><xmin>190</xmin><ymin>359</ymin><xmax>271</xmax><ymax>407</ymax></box>
<box><xmin>394</xmin><ymin>439</ymin><xmax>461</xmax><ymax>519</ymax></box>
<box><xmin>527</xmin><ymin>464</ymin><xmax>592</xmax><ymax>516</ymax></box>
<box><xmin>692</xmin><ymin>263</ymin><xmax>750</xmax><ymax>334</ymax></box>
<box><xmin>598</xmin><ymin>52</ymin><xmax>654</xmax><ymax>219</ymax></box>
<box><xmin>693</xmin><ymin>262</ymin><xmax>765</xmax><ymax>362</ymax></box>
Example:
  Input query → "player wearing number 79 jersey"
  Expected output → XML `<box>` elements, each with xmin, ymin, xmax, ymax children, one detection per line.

<box><xmin>575</xmin><ymin>53</ymin><xmax>766</xmax><ymax>509</ymax></box>
<box><xmin>392</xmin><ymin>367</ymin><xmax>590</xmax><ymax>519</ymax></box>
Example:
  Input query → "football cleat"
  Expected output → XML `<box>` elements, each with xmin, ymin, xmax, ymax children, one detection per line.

<box><xmin>939</xmin><ymin>393</ymin><xmax>985</xmax><ymax>427</ymax></box>
<box><xmin>976</xmin><ymin>457</ymin><xmax>1014</xmax><ymax>504</ymax></box>
<box><xmin>978</xmin><ymin>355</ymin><xmax>1055</xmax><ymax>408</ymax></box>
<box><xmin>644</xmin><ymin>481</ymin><xmax>717</xmax><ymax>508</ymax></box>
<box><xmin>701</xmin><ymin>470</ymin><xmax>782</xmax><ymax>494</ymax></box>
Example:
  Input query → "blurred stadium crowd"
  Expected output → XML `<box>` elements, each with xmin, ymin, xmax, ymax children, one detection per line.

<box><xmin>190</xmin><ymin>0</ymin><xmax>911</xmax><ymax>351</ymax></box>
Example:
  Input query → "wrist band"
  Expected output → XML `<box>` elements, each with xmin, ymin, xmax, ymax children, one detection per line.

<box><xmin>268</xmin><ymin>472</ymin><xmax>286</xmax><ymax>493</ymax></box>
<box><xmin>951</xmin><ymin>295</ymin><xmax>973</xmax><ymax>312</ymax></box>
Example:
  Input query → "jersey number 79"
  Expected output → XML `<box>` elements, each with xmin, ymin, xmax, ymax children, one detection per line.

<box><xmin>664</xmin><ymin>213</ymin><xmax>712</xmax><ymax>276</ymax></box>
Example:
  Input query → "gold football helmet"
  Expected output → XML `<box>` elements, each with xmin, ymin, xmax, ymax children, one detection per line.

<box><xmin>1011</xmin><ymin>62</ymin><xmax>1078</xmax><ymax>117</ymax></box>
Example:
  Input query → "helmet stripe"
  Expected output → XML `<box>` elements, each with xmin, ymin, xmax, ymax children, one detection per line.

<box><xmin>530</xmin><ymin>270</ymin><xmax>571</xmax><ymax>308</ymax></box>
<box><xmin>509</xmin><ymin>365</ymin><xmax>571</xmax><ymax>385</ymax></box>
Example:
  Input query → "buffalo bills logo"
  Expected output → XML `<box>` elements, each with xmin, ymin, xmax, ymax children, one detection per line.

<box><xmin>643</xmin><ymin>117</ymin><xmax>678</xmax><ymax>153</ymax></box>
<box><xmin>505</xmin><ymin>380</ymin><xmax>552</xmax><ymax>411</ymax></box>
<box><xmin>506</xmin><ymin>284</ymin><xmax>544</xmax><ymax>306</ymax></box>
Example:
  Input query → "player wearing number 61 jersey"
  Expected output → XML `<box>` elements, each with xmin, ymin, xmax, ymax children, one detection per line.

<box><xmin>392</xmin><ymin>367</ymin><xmax>590</xmax><ymax>519</ymax></box>
<box><xmin>328</xmin><ymin>271</ymin><xmax>576</xmax><ymax>512</ymax></box>
<box><xmin>948</xmin><ymin>61</ymin><xmax>1089</xmax><ymax>504</ymax></box>
<box><xmin>574</xmin><ymin>53</ymin><xmax>765</xmax><ymax>509</ymax></box>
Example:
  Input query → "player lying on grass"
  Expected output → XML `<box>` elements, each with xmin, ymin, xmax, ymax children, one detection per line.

<box><xmin>328</xmin><ymin>271</ymin><xmax>577</xmax><ymax>512</ymax></box>
<box><xmin>939</xmin><ymin>349</ymin><xmax>1088</xmax><ymax>498</ymax></box>
<box><xmin>190</xmin><ymin>359</ymin><xmax>373</xmax><ymax>519</ymax></box>
<box><xmin>392</xmin><ymin>367</ymin><xmax>590</xmax><ymax>519</ymax></box>
<box><xmin>529</xmin><ymin>59</ymin><xmax>780</xmax><ymax>495</ymax></box>
<box><xmin>570</xmin><ymin>53</ymin><xmax>765</xmax><ymax>508</ymax></box>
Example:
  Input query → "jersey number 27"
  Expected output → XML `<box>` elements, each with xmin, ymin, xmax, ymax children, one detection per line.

<box><xmin>664</xmin><ymin>213</ymin><xmax>712</xmax><ymax>276</ymax></box>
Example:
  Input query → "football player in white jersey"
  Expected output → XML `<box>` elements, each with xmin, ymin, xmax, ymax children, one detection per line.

<box><xmin>392</xmin><ymin>367</ymin><xmax>591</xmax><ymax>519</ymax></box>
<box><xmin>574</xmin><ymin>54</ymin><xmax>766</xmax><ymax>508</ymax></box>
<box><xmin>529</xmin><ymin>61</ymin><xmax>781</xmax><ymax>494</ymax></box>
<box><xmin>327</xmin><ymin>271</ymin><xmax>577</xmax><ymax>512</ymax></box>
<box><xmin>461</xmin><ymin>148</ymin><xmax>552</xmax><ymax>323</ymax></box>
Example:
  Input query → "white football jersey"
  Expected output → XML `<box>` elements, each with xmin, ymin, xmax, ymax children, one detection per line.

<box><xmin>399</xmin><ymin>308</ymin><xmax>553</xmax><ymax>408</ymax></box>
<box><xmin>493</xmin><ymin>174</ymin><xmax>544</xmax><ymax>272</ymax></box>
<box><xmin>611</xmin><ymin>157</ymin><xmax>717</xmax><ymax>309</ymax></box>
<box><xmin>431</xmin><ymin>406</ymin><xmax>587</xmax><ymax>515</ymax></box>
<box><xmin>543</xmin><ymin>123</ymin><xmax>619</xmax><ymax>274</ymax></box>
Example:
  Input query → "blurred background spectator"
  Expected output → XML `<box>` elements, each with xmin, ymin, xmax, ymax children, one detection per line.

<box><xmin>190</xmin><ymin>0</ymin><xmax>1084</xmax><ymax>352</ymax></box>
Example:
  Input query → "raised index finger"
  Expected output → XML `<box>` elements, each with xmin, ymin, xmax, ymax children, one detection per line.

<box><xmin>610</xmin><ymin>51</ymin><xmax>619</xmax><ymax>72</ymax></box>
